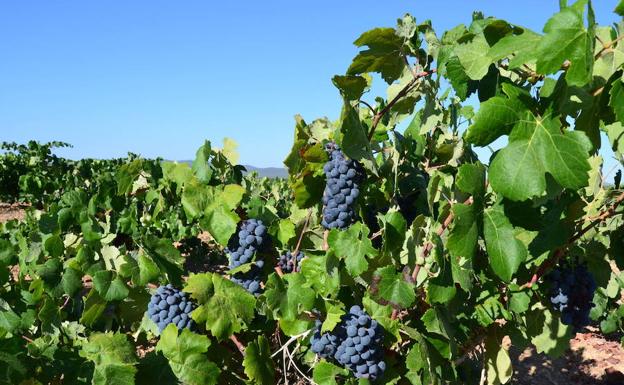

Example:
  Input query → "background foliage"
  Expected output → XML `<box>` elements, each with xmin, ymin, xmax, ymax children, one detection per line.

<box><xmin>1</xmin><ymin>1</ymin><xmax>624</xmax><ymax>384</ymax></box>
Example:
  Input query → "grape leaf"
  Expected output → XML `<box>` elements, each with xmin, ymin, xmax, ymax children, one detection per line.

<box><xmin>81</xmin><ymin>332</ymin><xmax>137</xmax><ymax>385</ymax></box>
<box><xmin>464</xmin><ymin>95</ymin><xmax>528</xmax><ymax>146</ymax></box>
<box><xmin>156</xmin><ymin>325</ymin><xmax>220</xmax><ymax>385</ymax></box>
<box><xmin>536</xmin><ymin>1</ymin><xmax>592</xmax><ymax>86</ymax></box>
<box><xmin>454</xmin><ymin>33</ymin><xmax>491</xmax><ymax>80</ymax></box>
<box><xmin>92</xmin><ymin>270</ymin><xmax>130</xmax><ymax>302</ymax></box>
<box><xmin>483</xmin><ymin>205</ymin><xmax>527</xmax><ymax>282</ymax></box>
<box><xmin>185</xmin><ymin>273</ymin><xmax>256</xmax><ymax>340</ymax></box>
<box><xmin>372</xmin><ymin>266</ymin><xmax>415</xmax><ymax>308</ymax></box>
<box><xmin>610</xmin><ymin>79</ymin><xmax>624</xmax><ymax>124</ymax></box>
<box><xmin>489</xmin><ymin>115</ymin><xmax>591</xmax><ymax>201</ymax></box>
<box><xmin>327</xmin><ymin>222</ymin><xmax>378</xmax><ymax>277</ymax></box>
<box><xmin>243</xmin><ymin>335</ymin><xmax>275</xmax><ymax>385</ymax></box>
<box><xmin>347</xmin><ymin>28</ymin><xmax>405</xmax><ymax>83</ymax></box>
<box><xmin>312</xmin><ymin>361</ymin><xmax>349</xmax><ymax>385</ymax></box>
<box><xmin>332</xmin><ymin>75</ymin><xmax>369</xmax><ymax>101</ymax></box>
<box><xmin>264</xmin><ymin>273</ymin><xmax>315</xmax><ymax>322</ymax></box>
<box><xmin>485</xmin><ymin>334</ymin><xmax>512</xmax><ymax>385</ymax></box>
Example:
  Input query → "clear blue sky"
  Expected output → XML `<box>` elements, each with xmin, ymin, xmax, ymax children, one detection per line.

<box><xmin>0</xmin><ymin>1</ymin><xmax>621</xmax><ymax>173</ymax></box>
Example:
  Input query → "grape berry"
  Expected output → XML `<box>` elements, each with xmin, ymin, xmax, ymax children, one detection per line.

<box><xmin>547</xmin><ymin>264</ymin><xmax>597</xmax><ymax>328</ymax></box>
<box><xmin>321</xmin><ymin>143</ymin><xmax>361</xmax><ymax>230</ymax></box>
<box><xmin>278</xmin><ymin>251</ymin><xmax>304</xmax><ymax>273</ymax></box>
<box><xmin>147</xmin><ymin>284</ymin><xmax>195</xmax><ymax>332</ymax></box>
<box><xmin>310</xmin><ymin>306</ymin><xmax>386</xmax><ymax>380</ymax></box>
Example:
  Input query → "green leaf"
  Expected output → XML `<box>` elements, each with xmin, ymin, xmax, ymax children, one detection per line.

<box><xmin>379</xmin><ymin>208</ymin><xmax>407</xmax><ymax>256</ymax></box>
<box><xmin>465</xmin><ymin>95</ymin><xmax>528</xmax><ymax>146</ymax></box>
<box><xmin>119</xmin><ymin>254</ymin><xmax>160</xmax><ymax>286</ymax></box>
<box><xmin>332</xmin><ymin>75</ymin><xmax>369</xmax><ymax>101</ymax></box>
<box><xmin>454</xmin><ymin>33</ymin><xmax>491</xmax><ymax>80</ymax></box>
<box><xmin>81</xmin><ymin>332</ymin><xmax>137</xmax><ymax>385</ymax></box>
<box><xmin>488</xmin><ymin>29</ymin><xmax>541</xmax><ymax>68</ymax></box>
<box><xmin>483</xmin><ymin>205</ymin><xmax>527</xmax><ymax>282</ymax></box>
<box><xmin>243</xmin><ymin>336</ymin><xmax>275</xmax><ymax>385</ymax></box>
<box><xmin>43</xmin><ymin>235</ymin><xmax>64</xmax><ymax>258</ymax></box>
<box><xmin>80</xmin><ymin>289</ymin><xmax>107</xmax><ymax>327</ymax></box>
<box><xmin>186</xmin><ymin>273</ymin><xmax>256</xmax><ymax>340</ymax></box>
<box><xmin>347</xmin><ymin>28</ymin><xmax>405</xmax><ymax>83</ymax></box>
<box><xmin>489</xmin><ymin>115</ymin><xmax>591</xmax><ymax>201</ymax></box>
<box><xmin>530</xmin><ymin>306</ymin><xmax>572</xmax><ymax>357</ymax></box>
<box><xmin>312</xmin><ymin>361</ymin><xmax>349</xmax><ymax>385</ymax></box>
<box><xmin>192</xmin><ymin>140</ymin><xmax>214</xmax><ymax>183</ymax></box>
<box><xmin>93</xmin><ymin>270</ymin><xmax>130</xmax><ymax>302</ymax></box>
<box><xmin>372</xmin><ymin>266</ymin><xmax>415</xmax><ymax>308</ymax></box>
<box><xmin>327</xmin><ymin>222</ymin><xmax>378</xmax><ymax>277</ymax></box>
<box><xmin>536</xmin><ymin>1</ymin><xmax>592</xmax><ymax>86</ymax></box>
<box><xmin>610</xmin><ymin>80</ymin><xmax>624</xmax><ymax>124</ymax></box>
<box><xmin>264</xmin><ymin>273</ymin><xmax>315</xmax><ymax>322</ymax></box>
<box><xmin>485</xmin><ymin>334</ymin><xmax>513</xmax><ymax>385</ymax></box>
<box><xmin>156</xmin><ymin>325</ymin><xmax>220</xmax><ymax>385</ymax></box>
<box><xmin>339</xmin><ymin>100</ymin><xmax>375</xmax><ymax>172</ymax></box>
<box><xmin>616</xmin><ymin>1</ymin><xmax>624</xmax><ymax>16</ymax></box>
<box><xmin>447</xmin><ymin>204</ymin><xmax>478</xmax><ymax>290</ymax></box>
<box><xmin>276</xmin><ymin>219</ymin><xmax>296</xmax><ymax>247</ymax></box>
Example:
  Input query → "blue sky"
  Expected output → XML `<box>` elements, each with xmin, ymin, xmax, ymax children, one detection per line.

<box><xmin>0</xmin><ymin>1</ymin><xmax>621</xmax><ymax>175</ymax></box>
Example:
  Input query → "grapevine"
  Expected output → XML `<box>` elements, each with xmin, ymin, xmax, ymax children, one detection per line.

<box><xmin>1</xmin><ymin>2</ymin><xmax>624</xmax><ymax>385</ymax></box>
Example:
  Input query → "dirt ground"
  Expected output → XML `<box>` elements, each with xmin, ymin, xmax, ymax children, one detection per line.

<box><xmin>0</xmin><ymin>202</ymin><xmax>27</xmax><ymax>222</ymax></box>
<box><xmin>511</xmin><ymin>327</ymin><xmax>624</xmax><ymax>385</ymax></box>
<box><xmin>2</xmin><ymin>204</ymin><xmax>624</xmax><ymax>384</ymax></box>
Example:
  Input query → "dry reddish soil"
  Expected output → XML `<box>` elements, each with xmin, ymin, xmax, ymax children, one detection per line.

<box><xmin>0</xmin><ymin>203</ymin><xmax>27</xmax><ymax>222</ymax></box>
<box><xmin>2</xmin><ymin>204</ymin><xmax>624</xmax><ymax>384</ymax></box>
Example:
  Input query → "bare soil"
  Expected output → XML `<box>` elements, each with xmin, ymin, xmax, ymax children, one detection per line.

<box><xmin>0</xmin><ymin>202</ymin><xmax>27</xmax><ymax>222</ymax></box>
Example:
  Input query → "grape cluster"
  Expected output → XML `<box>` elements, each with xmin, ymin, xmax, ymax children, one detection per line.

<box><xmin>226</xmin><ymin>219</ymin><xmax>267</xmax><ymax>296</ymax></box>
<box><xmin>230</xmin><ymin>260</ymin><xmax>264</xmax><ymax>296</ymax></box>
<box><xmin>310</xmin><ymin>306</ymin><xmax>386</xmax><ymax>381</ymax></box>
<box><xmin>321</xmin><ymin>143</ymin><xmax>361</xmax><ymax>230</ymax></box>
<box><xmin>547</xmin><ymin>264</ymin><xmax>597</xmax><ymax>328</ymax></box>
<box><xmin>147</xmin><ymin>284</ymin><xmax>195</xmax><ymax>332</ymax></box>
<box><xmin>226</xmin><ymin>219</ymin><xmax>267</xmax><ymax>269</ymax></box>
<box><xmin>278</xmin><ymin>251</ymin><xmax>304</xmax><ymax>273</ymax></box>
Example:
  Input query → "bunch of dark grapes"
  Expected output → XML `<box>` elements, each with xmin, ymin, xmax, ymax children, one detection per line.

<box><xmin>310</xmin><ymin>306</ymin><xmax>386</xmax><ymax>381</ymax></box>
<box><xmin>230</xmin><ymin>260</ymin><xmax>264</xmax><ymax>296</ymax></box>
<box><xmin>547</xmin><ymin>264</ymin><xmax>597</xmax><ymax>329</ymax></box>
<box><xmin>226</xmin><ymin>219</ymin><xmax>267</xmax><ymax>295</ymax></box>
<box><xmin>278</xmin><ymin>251</ymin><xmax>304</xmax><ymax>273</ymax></box>
<box><xmin>226</xmin><ymin>219</ymin><xmax>267</xmax><ymax>269</ymax></box>
<box><xmin>321</xmin><ymin>143</ymin><xmax>362</xmax><ymax>230</ymax></box>
<box><xmin>147</xmin><ymin>284</ymin><xmax>195</xmax><ymax>332</ymax></box>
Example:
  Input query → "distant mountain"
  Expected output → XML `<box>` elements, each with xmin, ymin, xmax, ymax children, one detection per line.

<box><xmin>242</xmin><ymin>165</ymin><xmax>288</xmax><ymax>178</ymax></box>
<box><xmin>179</xmin><ymin>160</ymin><xmax>288</xmax><ymax>178</ymax></box>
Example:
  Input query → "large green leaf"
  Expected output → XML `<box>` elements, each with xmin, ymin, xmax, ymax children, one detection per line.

<box><xmin>489</xmin><ymin>116</ymin><xmax>591</xmax><ymax>201</ymax></box>
<box><xmin>81</xmin><ymin>332</ymin><xmax>137</xmax><ymax>385</ymax></box>
<box><xmin>156</xmin><ymin>325</ymin><xmax>220</xmax><ymax>385</ymax></box>
<box><xmin>243</xmin><ymin>336</ymin><xmax>275</xmax><ymax>385</ymax></box>
<box><xmin>186</xmin><ymin>273</ymin><xmax>256</xmax><ymax>340</ymax></box>
<box><xmin>465</xmin><ymin>95</ymin><xmax>528</xmax><ymax>146</ymax></box>
<box><xmin>372</xmin><ymin>266</ymin><xmax>415</xmax><ymax>308</ymax></box>
<box><xmin>536</xmin><ymin>1</ymin><xmax>592</xmax><ymax>86</ymax></box>
<box><xmin>483</xmin><ymin>206</ymin><xmax>527</xmax><ymax>282</ymax></box>
<box><xmin>327</xmin><ymin>222</ymin><xmax>378</xmax><ymax>277</ymax></box>
<box><xmin>347</xmin><ymin>28</ymin><xmax>405</xmax><ymax>83</ymax></box>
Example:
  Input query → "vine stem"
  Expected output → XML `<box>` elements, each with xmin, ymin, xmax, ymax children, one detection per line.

<box><xmin>520</xmin><ymin>191</ymin><xmax>624</xmax><ymax>289</ymax></box>
<box><xmin>230</xmin><ymin>335</ymin><xmax>246</xmax><ymax>356</ymax></box>
<box><xmin>410</xmin><ymin>196</ymin><xmax>474</xmax><ymax>281</ymax></box>
<box><xmin>595</xmin><ymin>34</ymin><xmax>624</xmax><ymax>59</ymax></box>
<box><xmin>391</xmin><ymin>196</ymin><xmax>474</xmax><ymax>320</ymax></box>
<box><xmin>323</xmin><ymin>230</ymin><xmax>329</xmax><ymax>251</ymax></box>
<box><xmin>292</xmin><ymin>209</ymin><xmax>313</xmax><ymax>271</ymax></box>
<box><xmin>367</xmin><ymin>69</ymin><xmax>436</xmax><ymax>141</ymax></box>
